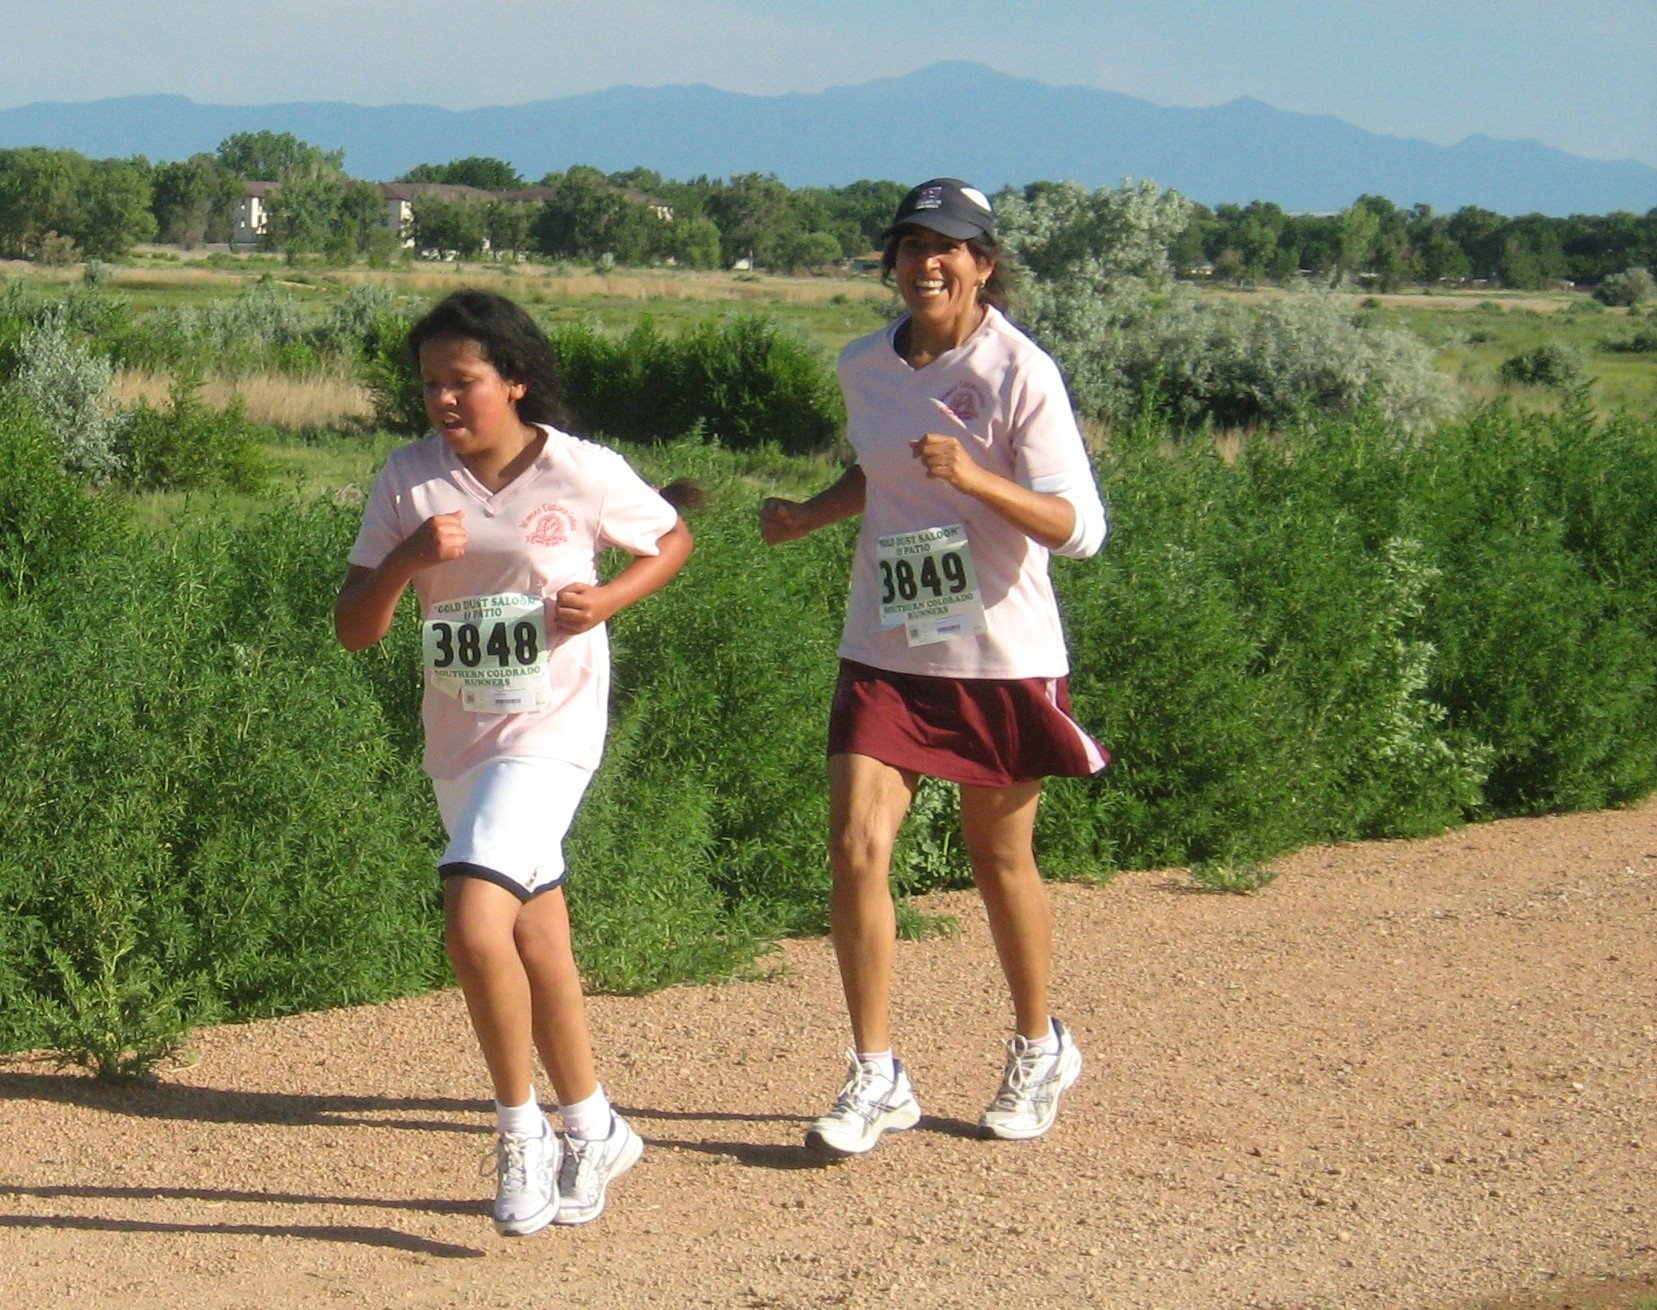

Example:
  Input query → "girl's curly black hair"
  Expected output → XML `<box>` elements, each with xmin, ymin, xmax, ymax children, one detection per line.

<box><xmin>407</xmin><ymin>289</ymin><xmax>564</xmax><ymax>427</ymax></box>
<box><xmin>407</xmin><ymin>288</ymin><xmax>704</xmax><ymax>515</ymax></box>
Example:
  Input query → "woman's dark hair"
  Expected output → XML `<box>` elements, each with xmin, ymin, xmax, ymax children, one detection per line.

<box><xmin>407</xmin><ymin>289</ymin><xmax>564</xmax><ymax>426</ymax></box>
<box><xmin>879</xmin><ymin>226</ymin><xmax>1013</xmax><ymax>312</ymax></box>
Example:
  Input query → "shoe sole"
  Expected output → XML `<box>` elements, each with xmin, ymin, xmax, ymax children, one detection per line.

<box><xmin>979</xmin><ymin>1047</ymin><xmax>1084</xmax><ymax>1141</ymax></box>
<box><xmin>494</xmin><ymin>1194</ymin><xmax>558</xmax><ymax>1237</ymax></box>
<box><xmin>552</xmin><ymin>1131</ymin><xmax>644</xmax><ymax>1225</ymax></box>
<box><xmin>804</xmin><ymin>1101</ymin><xmax>922</xmax><ymax>1157</ymax></box>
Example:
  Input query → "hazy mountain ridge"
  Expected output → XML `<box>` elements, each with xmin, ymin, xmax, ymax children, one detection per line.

<box><xmin>3</xmin><ymin>62</ymin><xmax>1651</xmax><ymax>215</ymax></box>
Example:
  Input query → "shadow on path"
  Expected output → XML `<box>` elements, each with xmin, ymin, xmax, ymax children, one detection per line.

<box><xmin>0</xmin><ymin>1071</ymin><xmax>487</xmax><ymax>1135</ymax></box>
<box><xmin>0</xmin><ymin>1211</ymin><xmax>482</xmax><ymax>1259</ymax></box>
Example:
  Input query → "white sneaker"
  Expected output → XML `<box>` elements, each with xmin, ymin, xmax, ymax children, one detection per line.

<box><xmin>553</xmin><ymin>1114</ymin><xmax>643</xmax><ymax>1225</ymax></box>
<box><xmin>979</xmin><ymin>1019</ymin><xmax>1084</xmax><ymax>1141</ymax></box>
<box><xmin>492</xmin><ymin>1122</ymin><xmax>559</xmax><ymax>1236</ymax></box>
<box><xmin>804</xmin><ymin>1051</ymin><xmax>922</xmax><ymax>1156</ymax></box>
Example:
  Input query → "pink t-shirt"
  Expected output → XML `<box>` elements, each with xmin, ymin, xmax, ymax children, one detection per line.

<box><xmin>836</xmin><ymin>307</ymin><xmax>1097</xmax><ymax>679</ymax></box>
<box><xmin>348</xmin><ymin>425</ymin><xmax>678</xmax><ymax>779</ymax></box>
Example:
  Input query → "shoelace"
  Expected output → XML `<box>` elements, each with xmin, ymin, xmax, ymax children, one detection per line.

<box><xmin>992</xmin><ymin>1043</ymin><xmax>1057</xmax><ymax>1106</ymax></box>
<box><xmin>486</xmin><ymin>1133</ymin><xmax>542</xmax><ymax>1191</ymax></box>
<box><xmin>831</xmin><ymin>1060</ymin><xmax>897</xmax><ymax>1120</ymax></box>
<box><xmin>561</xmin><ymin>1135</ymin><xmax>602</xmax><ymax>1199</ymax></box>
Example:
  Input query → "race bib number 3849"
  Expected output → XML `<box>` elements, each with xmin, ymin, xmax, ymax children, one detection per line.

<box><xmin>876</xmin><ymin>524</ymin><xmax>988</xmax><ymax>647</ymax></box>
<box><xmin>422</xmin><ymin>592</ymin><xmax>551</xmax><ymax>714</ymax></box>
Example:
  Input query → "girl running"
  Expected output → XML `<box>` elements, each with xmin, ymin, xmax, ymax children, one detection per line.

<box><xmin>335</xmin><ymin>289</ymin><xmax>693</xmax><ymax>1233</ymax></box>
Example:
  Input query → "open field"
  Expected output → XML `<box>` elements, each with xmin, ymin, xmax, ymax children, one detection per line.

<box><xmin>11</xmin><ymin>252</ymin><xmax>1655</xmax><ymax>426</ymax></box>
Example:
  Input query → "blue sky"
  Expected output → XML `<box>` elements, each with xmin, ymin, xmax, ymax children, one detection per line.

<box><xmin>17</xmin><ymin>1</ymin><xmax>1656</xmax><ymax>167</ymax></box>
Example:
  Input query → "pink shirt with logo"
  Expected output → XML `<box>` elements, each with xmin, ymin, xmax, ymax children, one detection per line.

<box><xmin>836</xmin><ymin>307</ymin><xmax>1099</xmax><ymax>680</ymax></box>
<box><xmin>349</xmin><ymin>425</ymin><xmax>678</xmax><ymax>779</ymax></box>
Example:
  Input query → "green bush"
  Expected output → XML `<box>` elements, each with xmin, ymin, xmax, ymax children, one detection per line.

<box><xmin>1409</xmin><ymin>404</ymin><xmax>1657</xmax><ymax>811</ymax></box>
<box><xmin>1498</xmin><ymin>342</ymin><xmax>1588</xmax><ymax>390</ymax></box>
<box><xmin>7</xmin><ymin>303</ymin><xmax>127</xmax><ymax>482</ymax></box>
<box><xmin>117</xmin><ymin>372</ymin><xmax>274</xmax><ymax>493</ymax></box>
<box><xmin>123</xmin><ymin>280</ymin><xmax>311</xmax><ymax>375</ymax></box>
<box><xmin>3</xmin><ymin>402</ymin><xmax>1654</xmax><ymax>1067</ymax></box>
<box><xmin>1603</xmin><ymin>326</ymin><xmax>1657</xmax><ymax>354</ymax></box>
<box><xmin>995</xmin><ymin>180</ymin><xmax>1446</xmax><ymax>433</ymax></box>
<box><xmin>0</xmin><ymin>393</ymin><xmax>127</xmax><ymax>599</ymax></box>
<box><xmin>1594</xmin><ymin>266</ymin><xmax>1654</xmax><ymax>308</ymax></box>
<box><xmin>361</xmin><ymin>309</ymin><xmax>846</xmax><ymax>453</ymax></box>
<box><xmin>359</xmin><ymin>309</ymin><xmax>425</xmax><ymax>435</ymax></box>
<box><xmin>549</xmin><ymin>314</ymin><xmax>844</xmax><ymax>451</ymax></box>
<box><xmin>0</xmin><ymin>498</ymin><xmax>448</xmax><ymax>1066</ymax></box>
<box><xmin>1022</xmin><ymin>283</ymin><xmax>1447</xmax><ymax>432</ymax></box>
<box><xmin>564</xmin><ymin>439</ymin><xmax>854</xmax><ymax>977</ymax></box>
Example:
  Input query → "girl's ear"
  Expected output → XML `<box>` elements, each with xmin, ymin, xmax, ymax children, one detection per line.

<box><xmin>507</xmin><ymin>378</ymin><xmax>528</xmax><ymax>402</ymax></box>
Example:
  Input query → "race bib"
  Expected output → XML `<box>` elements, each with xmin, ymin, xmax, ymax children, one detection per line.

<box><xmin>422</xmin><ymin>592</ymin><xmax>551</xmax><ymax>714</ymax></box>
<box><xmin>876</xmin><ymin>525</ymin><xmax>988</xmax><ymax>647</ymax></box>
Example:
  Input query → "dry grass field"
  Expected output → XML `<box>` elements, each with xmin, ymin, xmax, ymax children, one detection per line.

<box><xmin>109</xmin><ymin>367</ymin><xmax>376</xmax><ymax>430</ymax></box>
<box><xmin>11</xmin><ymin>250</ymin><xmax>1655</xmax><ymax>429</ymax></box>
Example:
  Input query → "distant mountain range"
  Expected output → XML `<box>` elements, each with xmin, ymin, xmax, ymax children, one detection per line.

<box><xmin>2</xmin><ymin>62</ymin><xmax>1651</xmax><ymax>216</ymax></box>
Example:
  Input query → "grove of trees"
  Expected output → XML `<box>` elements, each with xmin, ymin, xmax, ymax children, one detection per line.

<box><xmin>1</xmin><ymin>132</ymin><xmax>1649</xmax><ymax>289</ymax></box>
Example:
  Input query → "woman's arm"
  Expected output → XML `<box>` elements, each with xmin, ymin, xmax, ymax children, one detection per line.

<box><xmin>551</xmin><ymin>517</ymin><xmax>694</xmax><ymax>635</ymax></box>
<box><xmin>334</xmin><ymin>510</ymin><xmax>467</xmax><ymax>651</ymax></box>
<box><xmin>759</xmin><ymin>464</ymin><xmax>867</xmax><ymax>545</ymax></box>
<box><xmin>910</xmin><ymin>435</ymin><xmax>1078</xmax><ymax>550</ymax></box>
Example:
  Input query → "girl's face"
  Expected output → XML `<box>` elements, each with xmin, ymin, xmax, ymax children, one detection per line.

<box><xmin>418</xmin><ymin>336</ymin><xmax>528</xmax><ymax>459</ymax></box>
<box><xmin>893</xmin><ymin>227</ymin><xmax>993</xmax><ymax>337</ymax></box>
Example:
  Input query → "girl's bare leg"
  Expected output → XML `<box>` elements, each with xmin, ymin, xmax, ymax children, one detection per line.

<box><xmin>514</xmin><ymin>887</ymin><xmax>598</xmax><ymax>1106</ymax></box>
<box><xmin>444</xmin><ymin>877</ymin><xmax>537</xmax><ymax>1105</ymax></box>
<box><xmin>826</xmin><ymin>752</ymin><xmax>917</xmax><ymax>1054</ymax></box>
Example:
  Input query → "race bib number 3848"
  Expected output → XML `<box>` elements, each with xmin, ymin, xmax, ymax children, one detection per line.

<box><xmin>876</xmin><ymin>524</ymin><xmax>988</xmax><ymax>647</ymax></box>
<box><xmin>422</xmin><ymin>592</ymin><xmax>551</xmax><ymax>714</ymax></box>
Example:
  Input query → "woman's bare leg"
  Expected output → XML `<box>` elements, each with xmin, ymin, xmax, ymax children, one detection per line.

<box><xmin>826</xmin><ymin>752</ymin><xmax>917</xmax><ymax>1053</ymax></box>
<box><xmin>959</xmin><ymin>779</ymin><xmax>1052</xmax><ymax>1039</ymax></box>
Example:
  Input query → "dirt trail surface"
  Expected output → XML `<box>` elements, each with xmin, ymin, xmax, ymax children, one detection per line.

<box><xmin>3</xmin><ymin>801</ymin><xmax>1654</xmax><ymax>1310</ymax></box>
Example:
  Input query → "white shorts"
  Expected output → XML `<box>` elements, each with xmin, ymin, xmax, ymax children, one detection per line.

<box><xmin>431</xmin><ymin>757</ymin><xmax>594</xmax><ymax>900</ymax></box>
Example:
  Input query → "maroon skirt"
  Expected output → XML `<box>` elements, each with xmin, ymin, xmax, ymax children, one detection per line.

<box><xmin>827</xmin><ymin>659</ymin><xmax>1110</xmax><ymax>788</ymax></box>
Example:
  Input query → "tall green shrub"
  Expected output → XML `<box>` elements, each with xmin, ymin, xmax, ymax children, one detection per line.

<box><xmin>4</xmin><ymin>403</ymin><xmax>1655</xmax><ymax>1065</ymax></box>
<box><xmin>8</xmin><ymin>304</ymin><xmax>127</xmax><ymax>482</ymax></box>
<box><xmin>1410</xmin><ymin>404</ymin><xmax>1657</xmax><ymax>811</ymax></box>
<box><xmin>0</xmin><ymin>394</ymin><xmax>126</xmax><ymax>598</ymax></box>
<box><xmin>548</xmin><ymin>314</ymin><xmax>844</xmax><ymax>452</ymax></box>
<box><xmin>0</xmin><ymin>501</ymin><xmax>447</xmax><ymax>1067</ymax></box>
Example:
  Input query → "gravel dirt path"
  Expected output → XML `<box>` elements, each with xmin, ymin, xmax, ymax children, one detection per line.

<box><xmin>3</xmin><ymin>800</ymin><xmax>1653</xmax><ymax>1309</ymax></box>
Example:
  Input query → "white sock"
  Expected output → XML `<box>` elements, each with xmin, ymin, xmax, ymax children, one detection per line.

<box><xmin>496</xmin><ymin>1093</ymin><xmax>545</xmax><ymax>1138</ymax></box>
<box><xmin>856</xmin><ymin>1050</ymin><xmax>896</xmax><ymax>1081</ymax></box>
<box><xmin>559</xmin><ymin>1085</ymin><xmax>613</xmax><ymax>1142</ymax></box>
<box><xmin>1023</xmin><ymin>1022</ymin><xmax>1059</xmax><ymax>1054</ymax></box>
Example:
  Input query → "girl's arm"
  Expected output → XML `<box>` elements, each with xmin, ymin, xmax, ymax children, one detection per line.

<box><xmin>759</xmin><ymin>464</ymin><xmax>867</xmax><ymax>545</ymax></box>
<box><xmin>334</xmin><ymin>511</ymin><xmax>467</xmax><ymax>651</ymax></box>
<box><xmin>552</xmin><ymin>517</ymin><xmax>694</xmax><ymax>635</ymax></box>
<box><xmin>909</xmin><ymin>435</ymin><xmax>1077</xmax><ymax>550</ymax></box>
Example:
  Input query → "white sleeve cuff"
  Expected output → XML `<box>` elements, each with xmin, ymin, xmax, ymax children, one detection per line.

<box><xmin>1030</xmin><ymin>470</ymin><xmax>1109</xmax><ymax>559</ymax></box>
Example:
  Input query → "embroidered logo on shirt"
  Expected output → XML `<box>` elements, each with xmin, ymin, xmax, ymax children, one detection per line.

<box><xmin>939</xmin><ymin>381</ymin><xmax>990</xmax><ymax>424</ymax></box>
<box><xmin>522</xmin><ymin>503</ymin><xmax>575</xmax><ymax>547</ymax></box>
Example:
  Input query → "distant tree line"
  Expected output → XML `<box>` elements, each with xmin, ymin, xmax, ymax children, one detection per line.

<box><xmin>1177</xmin><ymin>193</ymin><xmax>1656</xmax><ymax>292</ymax></box>
<box><xmin>0</xmin><ymin>131</ymin><xmax>1651</xmax><ymax>289</ymax></box>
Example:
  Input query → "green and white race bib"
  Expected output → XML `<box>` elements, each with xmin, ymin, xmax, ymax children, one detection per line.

<box><xmin>875</xmin><ymin>524</ymin><xmax>988</xmax><ymax>647</ymax></box>
<box><xmin>422</xmin><ymin>592</ymin><xmax>552</xmax><ymax>713</ymax></box>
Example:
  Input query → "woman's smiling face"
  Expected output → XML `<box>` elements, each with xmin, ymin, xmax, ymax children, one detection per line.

<box><xmin>892</xmin><ymin>226</ymin><xmax>995</xmax><ymax>339</ymax></box>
